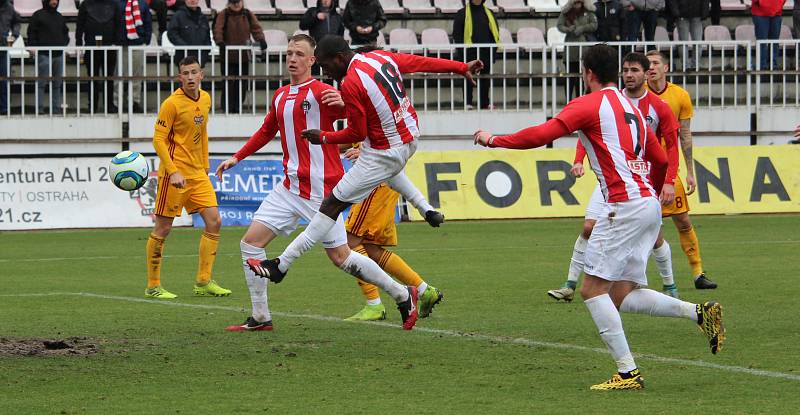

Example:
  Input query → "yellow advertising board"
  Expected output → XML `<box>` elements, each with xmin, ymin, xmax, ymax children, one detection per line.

<box><xmin>405</xmin><ymin>145</ymin><xmax>800</xmax><ymax>220</ymax></box>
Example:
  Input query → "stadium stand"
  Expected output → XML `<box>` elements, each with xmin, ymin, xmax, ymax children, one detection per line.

<box><xmin>498</xmin><ymin>27</ymin><xmax>515</xmax><ymax>48</ymax></box>
<box><xmin>389</xmin><ymin>27</ymin><xmax>419</xmax><ymax>52</ymax></box>
<box><xmin>546</xmin><ymin>26</ymin><xmax>566</xmax><ymax>52</ymax></box>
<box><xmin>274</xmin><ymin>0</ymin><xmax>308</xmax><ymax>15</ymax></box>
<box><xmin>496</xmin><ymin>0</ymin><xmax>532</xmax><ymax>13</ymax></box>
<box><xmin>380</xmin><ymin>0</ymin><xmax>406</xmax><ymax>15</ymax></box>
<box><xmin>263</xmin><ymin>29</ymin><xmax>289</xmax><ymax>52</ymax></box>
<box><xmin>247</xmin><ymin>0</ymin><xmax>278</xmax><ymax>15</ymax></box>
<box><xmin>705</xmin><ymin>24</ymin><xmax>732</xmax><ymax>41</ymax></box>
<box><xmin>435</xmin><ymin>0</ymin><xmax>464</xmax><ymax>13</ymax></box>
<box><xmin>721</xmin><ymin>0</ymin><xmax>747</xmax><ymax>11</ymax></box>
<box><xmin>420</xmin><ymin>27</ymin><xmax>451</xmax><ymax>53</ymax></box>
<box><xmin>404</xmin><ymin>0</ymin><xmax>437</xmax><ymax>14</ymax></box>
<box><xmin>58</xmin><ymin>0</ymin><xmax>79</xmax><ymax>17</ymax></box>
<box><xmin>13</xmin><ymin>0</ymin><xmax>40</xmax><ymax>18</ymax></box>
<box><xmin>516</xmin><ymin>26</ymin><xmax>546</xmax><ymax>51</ymax></box>
<box><xmin>735</xmin><ymin>24</ymin><xmax>756</xmax><ymax>42</ymax></box>
<box><xmin>530</xmin><ymin>0</ymin><xmax>561</xmax><ymax>13</ymax></box>
<box><xmin>211</xmin><ymin>0</ymin><xmax>228</xmax><ymax>12</ymax></box>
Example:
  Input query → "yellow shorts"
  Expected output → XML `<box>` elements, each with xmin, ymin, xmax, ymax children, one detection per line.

<box><xmin>155</xmin><ymin>175</ymin><xmax>218</xmax><ymax>218</ymax></box>
<box><xmin>661</xmin><ymin>175</ymin><xmax>690</xmax><ymax>217</ymax></box>
<box><xmin>345</xmin><ymin>184</ymin><xmax>400</xmax><ymax>247</ymax></box>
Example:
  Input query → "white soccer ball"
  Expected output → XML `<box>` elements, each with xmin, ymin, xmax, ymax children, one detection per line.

<box><xmin>109</xmin><ymin>151</ymin><xmax>150</xmax><ymax>191</ymax></box>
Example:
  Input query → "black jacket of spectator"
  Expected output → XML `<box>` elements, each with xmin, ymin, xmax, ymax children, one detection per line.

<box><xmin>0</xmin><ymin>0</ymin><xmax>22</xmax><ymax>40</ymax></box>
<box><xmin>452</xmin><ymin>0</ymin><xmax>497</xmax><ymax>44</ymax></box>
<box><xmin>27</xmin><ymin>0</ymin><xmax>70</xmax><ymax>50</ymax></box>
<box><xmin>342</xmin><ymin>0</ymin><xmax>386</xmax><ymax>45</ymax></box>
<box><xmin>76</xmin><ymin>0</ymin><xmax>124</xmax><ymax>46</ymax></box>
<box><xmin>594</xmin><ymin>0</ymin><xmax>624</xmax><ymax>41</ymax></box>
<box><xmin>167</xmin><ymin>5</ymin><xmax>211</xmax><ymax>46</ymax></box>
<box><xmin>300</xmin><ymin>0</ymin><xmax>344</xmax><ymax>43</ymax></box>
<box><xmin>117</xmin><ymin>0</ymin><xmax>153</xmax><ymax>46</ymax></box>
<box><xmin>667</xmin><ymin>0</ymin><xmax>709</xmax><ymax>19</ymax></box>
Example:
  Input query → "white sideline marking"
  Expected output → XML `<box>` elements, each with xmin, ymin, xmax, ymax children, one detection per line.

<box><xmin>0</xmin><ymin>239</ymin><xmax>796</xmax><ymax>263</ymax></box>
<box><xmin>3</xmin><ymin>291</ymin><xmax>800</xmax><ymax>383</ymax></box>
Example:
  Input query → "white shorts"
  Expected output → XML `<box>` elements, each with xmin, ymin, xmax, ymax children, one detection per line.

<box><xmin>585</xmin><ymin>184</ymin><xmax>605</xmax><ymax>221</ymax></box>
<box><xmin>583</xmin><ymin>196</ymin><xmax>662</xmax><ymax>286</ymax></box>
<box><xmin>252</xmin><ymin>184</ymin><xmax>347</xmax><ymax>249</ymax></box>
<box><xmin>333</xmin><ymin>140</ymin><xmax>417</xmax><ymax>204</ymax></box>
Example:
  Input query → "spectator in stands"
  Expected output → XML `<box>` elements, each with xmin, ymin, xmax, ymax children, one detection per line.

<box><xmin>116</xmin><ymin>0</ymin><xmax>152</xmax><ymax>112</ymax></box>
<box><xmin>453</xmin><ymin>0</ymin><xmax>499</xmax><ymax>110</ymax></box>
<box><xmin>0</xmin><ymin>0</ymin><xmax>21</xmax><ymax>115</ymax></box>
<box><xmin>168</xmin><ymin>0</ymin><xmax>211</xmax><ymax>65</ymax></box>
<box><xmin>622</xmin><ymin>0</ymin><xmax>664</xmax><ymax>41</ymax></box>
<box><xmin>27</xmin><ymin>0</ymin><xmax>70</xmax><ymax>114</ymax></box>
<box><xmin>594</xmin><ymin>0</ymin><xmax>624</xmax><ymax>42</ymax></box>
<box><xmin>709</xmin><ymin>0</ymin><xmax>720</xmax><ymax>25</ymax></box>
<box><xmin>750</xmin><ymin>0</ymin><xmax>785</xmax><ymax>69</ymax></box>
<box><xmin>147</xmin><ymin>0</ymin><xmax>168</xmax><ymax>43</ymax></box>
<box><xmin>213</xmin><ymin>0</ymin><xmax>266</xmax><ymax>113</ymax></box>
<box><xmin>76</xmin><ymin>0</ymin><xmax>124</xmax><ymax>112</ymax></box>
<box><xmin>668</xmin><ymin>0</ymin><xmax>709</xmax><ymax>69</ymax></box>
<box><xmin>300</xmin><ymin>0</ymin><xmax>344</xmax><ymax>43</ymax></box>
<box><xmin>342</xmin><ymin>0</ymin><xmax>386</xmax><ymax>45</ymax></box>
<box><xmin>558</xmin><ymin>0</ymin><xmax>597</xmax><ymax>99</ymax></box>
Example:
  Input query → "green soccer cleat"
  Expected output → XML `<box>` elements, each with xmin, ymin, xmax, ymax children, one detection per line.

<box><xmin>418</xmin><ymin>286</ymin><xmax>444</xmax><ymax>318</ymax></box>
<box><xmin>193</xmin><ymin>280</ymin><xmax>232</xmax><ymax>297</ymax></box>
<box><xmin>145</xmin><ymin>286</ymin><xmax>177</xmax><ymax>299</ymax></box>
<box><xmin>697</xmin><ymin>301</ymin><xmax>725</xmax><ymax>354</ymax></box>
<box><xmin>663</xmin><ymin>283</ymin><xmax>680</xmax><ymax>299</ymax></box>
<box><xmin>345</xmin><ymin>304</ymin><xmax>387</xmax><ymax>321</ymax></box>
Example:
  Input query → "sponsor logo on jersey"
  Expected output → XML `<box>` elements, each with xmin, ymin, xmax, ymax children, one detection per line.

<box><xmin>393</xmin><ymin>96</ymin><xmax>411</xmax><ymax>124</ymax></box>
<box><xmin>627</xmin><ymin>159</ymin><xmax>650</xmax><ymax>175</ymax></box>
<box><xmin>193</xmin><ymin>115</ymin><xmax>204</xmax><ymax>125</ymax></box>
<box><xmin>301</xmin><ymin>100</ymin><xmax>311</xmax><ymax>114</ymax></box>
<box><xmin>156</xmin><ymin>119</ymin><xmax>167</xmax><ymax>128</ymax></box>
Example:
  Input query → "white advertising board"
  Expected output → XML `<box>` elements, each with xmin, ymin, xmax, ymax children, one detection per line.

<box><xmin>0</xmin><ymin>157</ymin><xmax>192</xmax><ymax>230</ymax></box>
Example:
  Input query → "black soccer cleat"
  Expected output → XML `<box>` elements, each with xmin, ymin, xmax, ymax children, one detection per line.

<box><xmin>424</xmin><ymin>210</ymin><xmax>445</xmax><ymax>227</ymax></box>
<box><xmin>225</xmin><ymin>316</ymin><xmax>274</xmax><ymax>332</ymax></box>
<box><xmin>696</xmin><ymin>301</ymin><xmax>725</xmax><ymax>354</ymax></box>
<box><xmin>694</xmin><ymin>273</ymin><xmax>717</xmax><ymax>289</ymax></box>
<box><xmin>246</xmin><ymin>258</ymin><xmax>287</xmax><ymax>283</ymax></box>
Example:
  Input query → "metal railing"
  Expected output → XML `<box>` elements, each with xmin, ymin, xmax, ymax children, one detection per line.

<box><xmin>1</xmin><ymin>40</ymin><xmax>798</xmax><ymax>119</ymax></box>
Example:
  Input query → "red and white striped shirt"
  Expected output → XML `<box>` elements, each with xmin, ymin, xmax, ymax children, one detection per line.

<box><xmin>234</xmin><ymin>78</ymin><xmax>346</xmax><ymax>201</ymax></box>
<box><xmin>575</xmin><ymin>88</ymin><xmax>679</xmax><ymax>185</ymax></box>
<box><xmin>321</xmin><ymin>50</ymin><xmax>469</xmax><ymax>150</ymax></box>
<box><xmin>490</xmin><ymin>87</ymin><xmax>668</xmax><ymax>204</ymax></box>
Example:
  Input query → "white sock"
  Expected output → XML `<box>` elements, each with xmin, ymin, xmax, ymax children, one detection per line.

<box><xmin>417</xmin><ymin>282</ymin><xmax>428</xmax><ymax>296</ymax></box>
<box><xmin>240</xmin><ymin>240</ymin><xmax>271</xmax><ymax>322</ymax></box>
<box><xmin>339</xmin><ymin>251</ymin><xmax>408</xmax><ymax>303</ymax></box>
<box><xmin>567</xmin><ymin>235</ymin><xmax>588</xmax><ymax>283</ymax></box>
<box><xmin>620</xmin><ymin>288</ymin><xmax>698</xmax><ymax>322</ymax></box>
<box><xmin>652</xmin><ymin>241</ymin><xmax>675</xmax><ymax>286</ymax></box>
<box><xmin>388</xmin><ymin>171</ymin><xmax>434</xmax><ymax>217</ymax></box>
<box><xmin>278</xmin><ymin>213</ymin><xmax>336</xmax><ymax>272</ymax></box>
<box><xmin>584</xmin><ymin>294</ymin><xmax>637</xmax><ymax>373</ymax></box>
<box><xmin>367</xmin><ymin>298</ymin><xmax>382</xmax><ymax>306</ymax></box>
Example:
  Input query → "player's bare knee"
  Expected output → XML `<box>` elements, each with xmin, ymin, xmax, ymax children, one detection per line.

<box><xmin>326</xmin><ymin>245</ymin><xmax>351</xmax><ymax>267</ymax></box>
<box><xmin>319</xmin><ymin>195</ymin><xmax>350</xmax><ymax>220</ymax></box>
<box><xmin>205</xmin><ymin>215</ymin><xmax>222</xmax><ymax>233</ymax></box>
<box><xmin>581</xmin><ymin>220</ymin><xmax>596</xmax><ymax>239</ymax></box>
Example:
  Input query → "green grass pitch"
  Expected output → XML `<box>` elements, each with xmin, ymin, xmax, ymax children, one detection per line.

<box><xmin>1</xmin><ymin>214</ymin><xmax>798</xmax><ymax>414</ymax></box>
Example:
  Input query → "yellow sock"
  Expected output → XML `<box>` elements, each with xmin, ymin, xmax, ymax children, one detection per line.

<box><xmin>378</xmin><ymin>249</ymin><xmax>423</xmax><ymax>288</ymax></box>
<box><xmin>196</xmin><ymin>231</ymin><xmax>220</xmax><ymax>285</ymax></box>
<box><xmin>678</xmin><ymin>226</ymin><xmax>704</xmax><ymax>277</ymax></box>
<box><xmin>353</xmin><ymin>245</ymin><xmax>381</xmax><ymax>301</ymax></box>
<box><xmin>146</xmin><ymin>233</ymin><xmax>165</xmax><ymax>289</ymax></box>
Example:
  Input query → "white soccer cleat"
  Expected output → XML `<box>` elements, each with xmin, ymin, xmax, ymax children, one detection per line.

<box><xmin>547</xmin><ymin>287</ymin><xmax>575</xmax><ymax>302</ymax></box>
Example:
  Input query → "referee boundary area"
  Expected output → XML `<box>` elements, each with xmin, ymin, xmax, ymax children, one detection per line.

<box><xmin>2</xmin><ymin>291</ymin><xmax>799</xmax><ymax>383</ymax></box>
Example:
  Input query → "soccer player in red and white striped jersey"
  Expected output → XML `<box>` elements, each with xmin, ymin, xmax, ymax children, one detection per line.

<box><xmin>474</xmin><ymin>45</ymin><xmax>724</xmax><ymax>390</ymax></box>
<box><xmin>549</xmin><ymin>52</ymin><xmax>682</xmax><ymax>302</ymax></box>
<box><xmin>247</xmin><ymin>35</ymin><xmax>482</xmax><ymax>330</ymax></box>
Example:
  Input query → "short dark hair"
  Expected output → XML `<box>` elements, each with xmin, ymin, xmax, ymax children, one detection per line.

<box><xmin>315</xmin><ymin>35</ymin><xmax>351</xmax><ymax>60</ymax></box>
<box><xmin>178</xmin><ymin>55</ymin><xmax>200</xmax><ymax>69</ymax></box>
<box><xmin>622</xmin><ymin>52</ymin><xmax>651</xmax><ymax>71</ymax></box>
<box><xmin>582</xmin><ymin>44</ymin><xmax>618</xmax><ymax>85</ymax></box>
<box><xmin>289</xmin><ymin>33</ymin><xmax>315</xmax><ymax>48</ymax></box>
<box><xmin>646</xmin><ymin>50</ymin><xmax>669</xmax><ymax>66</ymax></box>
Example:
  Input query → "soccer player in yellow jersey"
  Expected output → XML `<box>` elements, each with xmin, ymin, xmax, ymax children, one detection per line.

<box><xmin>144</xmin><ymin>55</ymin><xmax>232</xmax><ymax>299</ymax></box>
<box><xmin>645</xmin><ymin>50</ymin><xmax>717</xmax><ymax>289</ymax></box>
<box><xmin>341</xmin><ymin>145</ymin><xmax>444</xmax><ymax>321</ymax></box>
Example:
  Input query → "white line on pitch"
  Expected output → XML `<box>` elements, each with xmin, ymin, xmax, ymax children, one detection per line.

<box><xmin>4</xmin><ymin>291</ymin><xmax>799</xmax><ymax>383</ymax></box>
<box><xmin>0</xmin><ymin>239</ymin><xmax>795</xmax><ymax>263</ymax></box>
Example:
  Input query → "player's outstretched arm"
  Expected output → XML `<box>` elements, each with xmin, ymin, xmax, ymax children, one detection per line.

<box><xmin>389</xmin><ymin>51</ymin><xmax>480</xmax><ymax>86</ymax></box>
<box><xmin>473</xmin><ymin>118</ymin><xmax>571</xmax><ymax>149</ymax></box>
